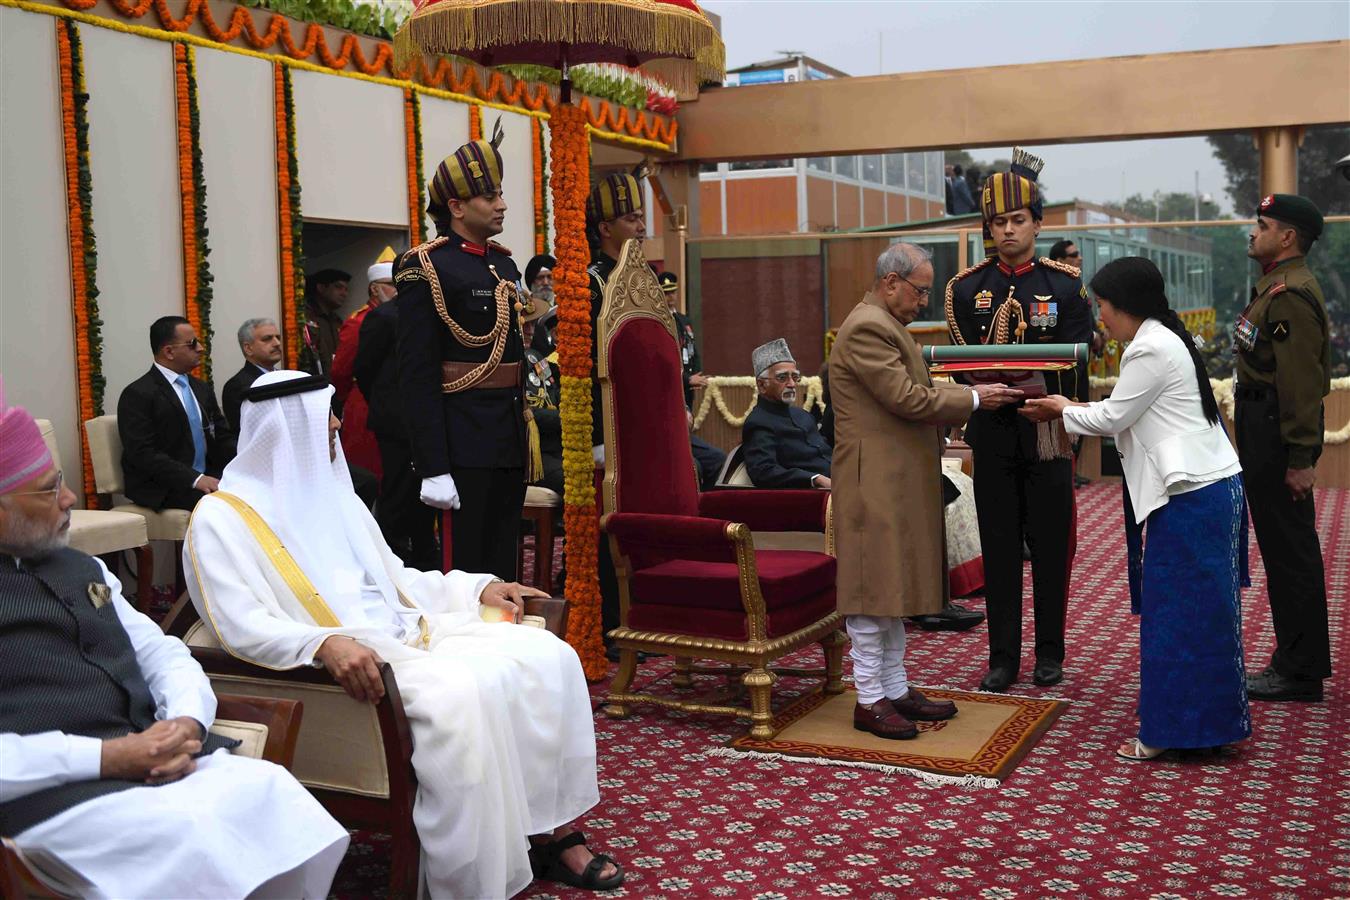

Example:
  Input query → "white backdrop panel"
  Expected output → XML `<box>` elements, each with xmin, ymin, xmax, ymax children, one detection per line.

<box><xmin>0</xmin><ymin>7</ymin><xmax>83</xmax><ymax>499</ymax></box>
<box><xmin>418</xmin><ymin>94</ymin><xmax>470</xmax><ymax>240</ymax></box>
<box><xmin>194</xmin><ymin>47</ymin><xmax>280</xmax><ymax>383</ymax></box>
<box><xmin>81</xmin><ymin>27</ymin><xmax>184</xmax><ymax>412</ymax></box>
<box><xmin>292</xmin><ymin>70</ymin><xmax>407</xmax><ymax>227</ymax></box>
<box><xmin>495</xmin><ymin>109</ymin><xmax>535</xmax><ymax>265</ymax></box>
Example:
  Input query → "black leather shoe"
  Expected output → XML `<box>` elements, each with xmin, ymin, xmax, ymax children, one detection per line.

<box><xmin>1246</xmin><ymin>670</ymin><xmax>1323</xmax><ymax>702</ymax></box>
<box><xmin>910</xmin><ymin>602</ymin><xmax>985</xmax><ymax>632</ymax></box>
<box><xmin>1033</xmin><ymin>661</ymin><xmax>1063</xmax><ymax>686</ymax></box>
<box><xmin>979</xmin><ymin>667</ymin><xmax>1016</xmax><ymax>693</ymax></box>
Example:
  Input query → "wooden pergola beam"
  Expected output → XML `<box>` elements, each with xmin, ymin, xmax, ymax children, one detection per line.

<box><xmin>675</xmin><ymin>41</ymin><xmax>1350</xmax><ymax>161</ymax></box>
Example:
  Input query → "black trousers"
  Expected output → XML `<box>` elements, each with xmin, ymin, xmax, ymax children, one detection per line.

<box><xmin>377</xmin><ymin>438</ymin><xmax>439</xmax><ymax>572</ymax></box>
<box><xmin>444</xmin><ymin>466</ymin><xmax>526</xmax><ymax>581</ymax></box>
<box><xmin>1236</xmin><ymin>392</ymin><xmax>1330</xmax><ymax>681</ymax></box>
<box><xmin>972</xmin><ymin>445</ymin><xmax>1074</xmax><ymax>671</ymax></box>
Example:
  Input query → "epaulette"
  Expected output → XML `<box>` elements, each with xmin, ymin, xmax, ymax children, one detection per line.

<box><xmin>487</xmin><ymin>240</ymin><xmax>512</xmax><ymax>257</ymax></box>
<box><xmin>1039</xmin><ymin>257</ymin><xmax>1082</xmax><ymax>278</ymax></box>
<box><xmin>395</xmin><ymin>237</ymin><xmax>448</xmax><ymax>284</ymax></box>
<box><xmin>946</xmin><ymin>257</ymin><xmax>994</xmax><ymax>289</ymax></box>
<box><xmin>1266</xmin><ymin>281</ymin><xmax>1287</xmax><ymax>298</ymax></box>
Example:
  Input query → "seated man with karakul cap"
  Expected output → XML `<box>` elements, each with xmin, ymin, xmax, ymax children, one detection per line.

<box><xmin>184</xmin><ymin>370</ymin><xmax>623</xmax><ymax>897</ymax></box>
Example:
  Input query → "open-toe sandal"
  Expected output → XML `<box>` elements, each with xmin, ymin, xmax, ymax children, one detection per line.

<box><xmin>1116</xmin><ymin>738</ymin><xmax>1167</xmax><ymax>761</ymax></box>
<box><xmin>529</xmin><ymin>830</ymin><xmax>624</xmax><ymax>891</ymax></box>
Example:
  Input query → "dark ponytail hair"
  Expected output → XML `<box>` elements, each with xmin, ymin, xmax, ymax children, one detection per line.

<box><xmin>1089</xmin><ymin>256</ymin><xmax>1219</xmax><ymax>425</ymax></box>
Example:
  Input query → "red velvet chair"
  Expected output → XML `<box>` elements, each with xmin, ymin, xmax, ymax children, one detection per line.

<box><xmin>596</xmin><ymin>240</ymin><xmax>846</xmax><ymax>739</ymax></box>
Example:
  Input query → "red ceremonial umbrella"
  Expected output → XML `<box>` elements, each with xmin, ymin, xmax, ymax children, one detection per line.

<box><xmin>394</xmin><ymin>0</ymin><xmax>724</xmax><ymax>679</ymax></box>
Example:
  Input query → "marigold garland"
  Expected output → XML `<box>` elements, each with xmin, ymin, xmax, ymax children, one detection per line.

<box><xmin>174</xmin><ymin>42</ymin><xmax>215</xmax><ymax>382</ymax></box>
<box><xmin>550</xmin><ymin>101</ymin><xmax>604</xmax><ymax>679</ymax></box>
<box><xmin>531</xmin><ymin>116</ymin><xmax>548</xmax><ymax>255</ymax></box>
<box><xmin>274</xmin><ymin>63</ymin><xmax>305</xmax><ymax>370</ymax></box>
<box><xmin>468</xmin><ymin>102</ymin><xmax>482</xmax><ymax>141</ymax></box>
<box><xmin>38</xmin><ymin>0</ymin><xmax>679</xmax><ymax>146</ymax></box>
<box><xmin>404</xmin><ymin>88</ymin><xmax>423</xmax><ymax>246</ymax></box>
<box><xmin>57</xmin><ymin>19</ymin><xmax>103</xmax><ymax>505</ymax></box>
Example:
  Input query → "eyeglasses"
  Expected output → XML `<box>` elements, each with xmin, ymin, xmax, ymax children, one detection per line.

<box><xmin>10</xmin><ymin>471</ymin><xmax>63</xmax><ymax>498</ymax></box>
<box><xmin>771</xmin><ymin>371</ymin><xmax>804</xmax><ymax>384</ymax></box>
<box><xmin>1065</xmin><ymin>251</ymin><xmax>1082</xmax><ymax>259</ymax></box>
<box><xmin>896</xmin><ymin>274</ymin><xmax>932</xmax><ymax>299</ymax></box>
<box><xmin>167</xmin><ymin>338</ymin><xmax>202</xmax><ymax>349</ymax></box>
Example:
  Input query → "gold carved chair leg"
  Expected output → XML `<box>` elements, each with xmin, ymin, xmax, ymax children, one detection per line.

<box><xmin>742</xmin><ymin>665</ymin><xmax>777</xmax><ymax>740</ymax></box>
<box><xmin>602</xmin><ymin>649</ymin><xmax>639</xmax><ymax>720</ymax></box>
<box><xmin>822</xmin><ymin>630</ymin><xmax>848</xmax><ymax>694</ymax></box>
<box><xmin>671</xmin><ymin>656</ymin><xmax>694</xmax><ymax>688</ymax></box>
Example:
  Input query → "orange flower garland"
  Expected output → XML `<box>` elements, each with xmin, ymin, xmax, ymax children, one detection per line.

<box><xmin>274</xmin><ymin>63</ymin><xmax>304</xmax><ymax>369</ymax></box>
<box><xmin>404</xmin><ymin>88</ymin><xmax>423</xmax><ymax>247</ymax></box>
<box><xmin>174</xmin><ymin>42</ymin><xmax>214</xmax><ymax>381</ymax></box>
<box><xmin>468</xmin><ymin>102</ymin><xmax>482</xmax><ymax>141</ymax></box>
<box><xmin>531</xmin><ymin>116</ymin><xmax>547</xmax><ymax>255</ymax></box>
<box><xmin>549</xmin><ymin>101</ymin><xmax>604</xmax><ymax>679</ymax></box>
<box><xmin>49</xmin><ymin>0</ymin><xmax>678</xmax><ymax>146</ymax></box>
<box><xmin>57</xmin><ymin>19</ymin><xmax>103</xmax><ymax>505</ymax></box>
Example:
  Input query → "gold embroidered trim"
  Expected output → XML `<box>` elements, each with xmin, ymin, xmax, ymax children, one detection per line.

<box><xmin>210</xmin><ymin>492</ymin><xmax>342</xmax><ymax>628</ymax></box>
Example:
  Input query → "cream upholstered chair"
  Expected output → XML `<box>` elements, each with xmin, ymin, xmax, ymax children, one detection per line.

<box><xmin>34</xmin><ymin>419</ymin><xmax>152</xmax><ymax>610</ymax></box>
<box><xmin>163</xmin><ymin>593</ymin><xmax>570</xmax><ymax>898</ymax></box>
<box><xmin>83</xmin><ymin>415</ymin><xmax>191</xmax><ymax>605</ymax></box>
<box><xmin>0</xmin><ymin>694</ymin><xmax>302</xmax><ymax>899</ymax></box>
<box><xmin>520</xmin><ymin>484</ymin><xmax>561</xmax><ymax>593</ymax></box>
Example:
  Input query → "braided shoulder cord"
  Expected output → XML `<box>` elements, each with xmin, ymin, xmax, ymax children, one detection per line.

<box><xmin>418</xmin><ymin>242</ymin><xmax>514</xmax><ymax>393</ymax></box>
<box><xmin>987</xmin><ymin>287</ymin><xmax>1028</xmax><ymax>345</ymax></box>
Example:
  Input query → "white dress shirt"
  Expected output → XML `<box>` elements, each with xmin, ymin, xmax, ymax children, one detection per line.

<box><xmin>0</xmin><ymin>558</ymin><xmax>215</xmax><ymax>803</ymax></box>
<box><xmin>1063</xmin><ymin>317</ymin><xmax>1240</xmax><ymax>524</ymax></box>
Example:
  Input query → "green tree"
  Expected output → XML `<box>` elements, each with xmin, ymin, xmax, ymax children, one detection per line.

<box><xmin>1119</xmin><ymin>191</ymin><xmax>1221</xmax><ymax>222</ymax></box>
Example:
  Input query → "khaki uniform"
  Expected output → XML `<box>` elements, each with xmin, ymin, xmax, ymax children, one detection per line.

<box><xmin>1234</xmin><ymin>255</ymin><xmax>1331</xmax><ymax>681</ymax></box>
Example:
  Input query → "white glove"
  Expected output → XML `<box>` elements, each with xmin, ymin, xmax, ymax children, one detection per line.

<box><xmin>420</xmin><ymin>474</ymin><xmax>461</xmax><ymax>510</ymax></box>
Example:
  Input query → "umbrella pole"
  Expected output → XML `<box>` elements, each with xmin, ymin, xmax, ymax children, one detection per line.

<box><xmin>559</xmin><ymin>44</ymin><xmax>572</xmax><ymax>103</ymax></box>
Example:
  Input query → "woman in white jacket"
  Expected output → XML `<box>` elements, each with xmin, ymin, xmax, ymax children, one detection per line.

<box><xmin>1023</xmin><ymin>257</ymin><xmax>1250</xmax><ymax>761</ymax></box>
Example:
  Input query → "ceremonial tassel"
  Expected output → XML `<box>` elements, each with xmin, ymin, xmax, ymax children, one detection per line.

<box><xmin>1036</xmin><ymin>420</ymin><xmax>1074</xmax><ymax>461</ymax></box>
<box><xmin>524</xmin><ymin>407</ymin><xmax>544</xmax><ymax>483</ymax></box>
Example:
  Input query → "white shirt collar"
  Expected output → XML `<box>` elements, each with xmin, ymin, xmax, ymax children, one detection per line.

<box><xmin>155</xmin><ymin>361</ymin><xmax>187</xmax><ymax>386</ymax></box>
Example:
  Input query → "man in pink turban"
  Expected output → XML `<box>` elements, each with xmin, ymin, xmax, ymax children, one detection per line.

<box><xmin>0</xmin><ymin>378</ymin><xmax>349</xmax><ymax>898</ymax></box>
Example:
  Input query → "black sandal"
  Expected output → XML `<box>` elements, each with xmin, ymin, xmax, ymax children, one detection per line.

<box><xmin>529</xmin><ymin>830</ymin><xmax>624</xmax><ymax>891</ymax></box>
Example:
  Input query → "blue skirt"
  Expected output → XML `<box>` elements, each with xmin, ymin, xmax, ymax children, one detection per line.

<box><xmin>1124</xmin><ymin>474</ymin><xmax>1251</xmax><ymax>749</ymax></box>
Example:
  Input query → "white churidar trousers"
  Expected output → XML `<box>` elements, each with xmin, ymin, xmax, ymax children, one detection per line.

<box><xmin>846</xmin><ymin>615</ymin><xmax>909</xmax><ymax>705</ymax></box>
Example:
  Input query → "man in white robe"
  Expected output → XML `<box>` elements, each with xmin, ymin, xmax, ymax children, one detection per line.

<box><xmin>184</xmin><ymin>370</ymin><xmax>621</xmax><ymax>898</ymax></box>
<box><xmin>0</xmin><ymin>380</ymin><xmax>347</xmax><ymax>899</ymax></box>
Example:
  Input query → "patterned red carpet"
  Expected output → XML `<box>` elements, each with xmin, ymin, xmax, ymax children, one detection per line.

<box><xmin>332</xmin><ymin>482</ymin><xmax>1348</xmax><ymax>899</ymax></box>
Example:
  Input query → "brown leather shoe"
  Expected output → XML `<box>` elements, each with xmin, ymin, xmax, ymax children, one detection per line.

<box><xmin>889</xmin><ymin>689</ymin><xmax>957</xmax><ymax>722</ymax></box>
<box><xmin>853</xmin><ymin>699</ymin><xmax>918</xmax><ymax>740</ymax></box>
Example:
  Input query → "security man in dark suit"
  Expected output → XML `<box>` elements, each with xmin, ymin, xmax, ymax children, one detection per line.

<box><xmin>742</xmin><ymin>338</ymin><xmax>833</xmax><ymax>490</ymax></box>
<box><xmin>221</xmin><ymin>317</ymin><xmax>283</xmax><ymax>432</ymax></box>
<box><xmin>355</xmin><ymin>299</ymin><xmax>438</xmax><ymax>571</ymax></box>
<box><xmin>945</xmin><ymin>148</ymin><xmax>1093</xmax><ymax>693</ymax></box>
<box><xmin>117</xmin><ymin>316</ymin><xmax>234</xmax><ymax>511</ymax></box>
<box><xmin>395</xmin><ymin>121</ymin><xmax>530</xmax><ymax>579</ymax></box>
<box><xmin>1236</xmin><ymin>193</ymin><xmax>1332</xmax><ymax>702</ymax></box>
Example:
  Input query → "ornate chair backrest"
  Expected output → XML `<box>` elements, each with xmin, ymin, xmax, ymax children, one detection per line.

<box><xmin>596</xmin><ymin>240</ymin><xmax>699</xmax><ymax>519</ymax></box>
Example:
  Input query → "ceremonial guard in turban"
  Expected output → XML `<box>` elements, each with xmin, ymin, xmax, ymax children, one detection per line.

<box><xmin>944</xmin><ymin>148</ymin><xmax>1093</xmax><ymax>693</ymax></box>
<box><xmin>585</xmin><ymin>166</ymin><xmax>649</xmax><ymax>637</ymax></box>
<box><xmin>1236</xmin><ymin>193</ymin><xmax>1332</xmax><ymax>702</ymax></box>
<box><xmin>396</xmin><ymin>121</ymin><xmax>538</xmax><ymax>578</ymax></box>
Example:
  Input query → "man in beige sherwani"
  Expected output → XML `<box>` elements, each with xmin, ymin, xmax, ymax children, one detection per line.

<box><xmin>830</xmin><ymin>243</ymin><xmax>1022</xmax><ymax>739</ymax></box>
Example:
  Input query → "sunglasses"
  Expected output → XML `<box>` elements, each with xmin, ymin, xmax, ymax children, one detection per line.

<box><xmin>167</xmin><ymin>338</ymin><xmax>203</xmax><ymax>349</ymax></box>
<box><xmin>1065</xmin><ymin>251</ymin><xmax>1082</xmax><ymax>259</ymax></box>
